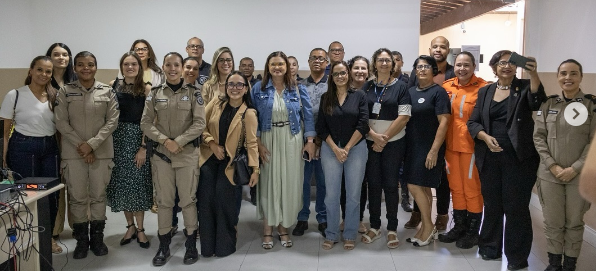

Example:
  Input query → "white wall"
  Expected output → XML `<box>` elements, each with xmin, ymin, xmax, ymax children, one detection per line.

<box><xmin>0</xmin><ymin>0</ymin><xmax>420</xmax><ymax>71</ymax></box>
<box><xmin>524</xmin><ymin>0</ymin><xmax>596</xmax><ymax>72</ymax></box>
<box><xmin>420</xmin><ymin>12</ymin><xmax>520</xmax><ymax>81</ymax></box>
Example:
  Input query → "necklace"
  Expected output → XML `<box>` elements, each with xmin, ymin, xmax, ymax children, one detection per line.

<box><xmin>496</xmin><ymin>83</ymin><xmax>511</xmax><ymax>90</ymax></box>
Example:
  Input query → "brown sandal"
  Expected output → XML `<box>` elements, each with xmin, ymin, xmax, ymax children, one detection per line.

<box><xmin>322</xmin><ymin>239</ymin><xmax>337</xmax><ymax>250</ymax></box>
<box><xmin>343</xmin><ymin>240</ymin><xmax>355</xmax><ymax>250</ymax></box>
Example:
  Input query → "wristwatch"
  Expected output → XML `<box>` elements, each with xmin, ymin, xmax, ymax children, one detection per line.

<box><xmin>252</xmin><ymin>167</ymin><xmax>260</xmax><ymax>174</ymax></box>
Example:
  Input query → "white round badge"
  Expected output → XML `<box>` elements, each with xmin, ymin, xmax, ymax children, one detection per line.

<box><xmin>418</xmin><ymin>98</ymin><xmax>425</xmax><ymax>104</ymax></box>
<box><xmin>563</xmin><ymin>102</ymin><xmax>588</xmax><ymax>126</ymax></box>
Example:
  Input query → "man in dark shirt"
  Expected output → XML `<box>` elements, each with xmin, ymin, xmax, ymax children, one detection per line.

<box><xmin>407</xmin><ymin>36</ymin><xmax>455</xmax><ymax>89</ymax></box>
<box><xmin>293</xmin><ymin>48</ymin><xmax>329</xmax><ymax>237</ymax></box>
<box><xmin>186</xmin><ymin>37</ymin><xmax>211</xmax><ymax>86</ymax></box>
<box><xmin>239</xmin><ymin>57</ymin><xmax>261</xmax><ymax>87</ymax></box>
<box><xmin>325</xmin><ymin>41</ymin><xmax>345</xmax><ymax>75</ymax></box>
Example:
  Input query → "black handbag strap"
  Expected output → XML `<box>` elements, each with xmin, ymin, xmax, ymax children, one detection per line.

<box><xmin>234</xmin><ymin>109</ymin><xmax>248</xmax><ymax>156</ymax></box>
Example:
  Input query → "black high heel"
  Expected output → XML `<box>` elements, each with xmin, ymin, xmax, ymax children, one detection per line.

<box><xmin>120</xmin><ymin>224</ymin><xmax>137</xmax><ymax>246</ymax></box>
<box><xmin>137</xmin><ymin>228</ymin><xmax>150</xmax><ymax>249</ymax></box>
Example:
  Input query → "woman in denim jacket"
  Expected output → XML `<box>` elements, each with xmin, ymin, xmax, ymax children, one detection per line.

<box><xmin>251</xmin><ymin>51</ymin><xmax>316</xmax><ymax>249</ymax></box>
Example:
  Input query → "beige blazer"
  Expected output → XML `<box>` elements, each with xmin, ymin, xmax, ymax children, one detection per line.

<box><xmin>199</xmin><ymin>99</ymin><xmax>258</xmax><ymax>184</ymax></box>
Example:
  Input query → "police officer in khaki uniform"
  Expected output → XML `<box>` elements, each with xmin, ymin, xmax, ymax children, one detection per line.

<box><xmin>55</xmin><ymin>51</ymin><xmax>119</xmax><ymax>259</ymax></box>
<box><xmin>533</xmin><ymin>59</ymin><xmax>595</xmax><ymax>271</ymax></box>
<box><xmin>140</xmin><ymin>53</ymin><xmax>206</xmax><ymax>266</ymax></box>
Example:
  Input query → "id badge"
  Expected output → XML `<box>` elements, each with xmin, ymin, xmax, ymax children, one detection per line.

<box><xmin>372</xmin><ymin>102</ymin><xmax>381</xmax><ymax>114</ymax></box>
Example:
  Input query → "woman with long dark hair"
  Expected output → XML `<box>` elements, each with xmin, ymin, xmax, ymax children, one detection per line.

<box><xmin>251</xmin><ymin>51</ymin><xmax>316</xmax><ymax>249</ymax></box>
<box><xmin>106</xmin><ymin>52</ymin><xmax>152</xmax><ymax>249</ymax></box>
<box><xmin>198</xmin><ymin>71</ymin><xmax>259</xmax><ymax>257</ymax></box>
<box><xmin>128</xmin><ymin>39</ymin><xmax>164</xmax><ymax>87</ymax></box>
<box><xmin>46</xmin><ymin>43</ymin><xmax>77</xmax><ymax>90</ymax></box>
<box><xmin>0</xmin><ymin>56</ymin><xmax>61</xmax><ymax>253</ymax></box>
<box><xmin>317</xmin><ymin>61</ymin><xmax>369</xmax><ymax>250</ymax></box>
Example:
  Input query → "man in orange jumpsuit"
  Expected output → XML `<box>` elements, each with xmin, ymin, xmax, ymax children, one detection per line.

<box><xmin>438</xmin><ymin>52</ymin><xmax>487</xmax><ymax>249</ymax></box>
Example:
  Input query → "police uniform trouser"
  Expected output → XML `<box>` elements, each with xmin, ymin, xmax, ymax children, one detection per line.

<box><xmin>537</xmin><ymin>179</ymin><xmax>591</xmax><ymax>257</ymax></box>
<box><xmin>152</xmin><ymin>157</ymin><xmax>198</xmax><ymax>235</ymax></box>
<box><xmin>445</xmin><ymin>149</ymin><xmax>483</xmax><ymax>213</ymax></box>
<box><xmin>62</xmin><ymin>159</ymin><xmax>113</xmax><ymax>223</ymax></box>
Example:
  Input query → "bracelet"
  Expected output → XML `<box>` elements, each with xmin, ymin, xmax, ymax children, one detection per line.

<box><xmin>252</xmin><ymin>167</ymin><xmax>260</xmax><ymax>174</ymax></box>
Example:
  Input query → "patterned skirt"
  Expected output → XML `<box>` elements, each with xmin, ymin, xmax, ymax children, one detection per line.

<box><xmin>106</xmin><ymin>122</ymin><xmax>152</xmax><ymax>212</ymax></box>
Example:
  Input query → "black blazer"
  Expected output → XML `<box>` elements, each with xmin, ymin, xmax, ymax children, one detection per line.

<box><xmin>467</xmin><ymin>77</ymin><xmax>547</xmax><ymax>172</ymax></box>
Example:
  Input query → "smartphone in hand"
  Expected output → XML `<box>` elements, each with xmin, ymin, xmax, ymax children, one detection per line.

<box><xmin>508</xmin><ymin>52</ymin><xmax>533</xmax><ymax>70</ymax></box>
<box><xmin>302</xmin><ymin>151</ymin><xmax>310</xmax><ymax>161</ymax></box>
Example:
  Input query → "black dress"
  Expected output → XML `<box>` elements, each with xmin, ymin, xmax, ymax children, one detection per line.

<box><xmin>404</xmin><ymin>84</ymin><xmax>451</xmax><ymax>188</ymax></box>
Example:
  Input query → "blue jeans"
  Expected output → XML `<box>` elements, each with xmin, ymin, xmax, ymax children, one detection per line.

<box><xmin>297</xmin><ymin>157</ymin><xmax>326</xmax><ymax>223</ymax></box>
<box><xmin>7</xmin><ymin>131</ymin><xmax>60</xmax><ymax>232</ymax></box>
<box><xmin>321</xmin><ymin>140</ymin><xmax>367</xmax><ymax>241</ymax></box>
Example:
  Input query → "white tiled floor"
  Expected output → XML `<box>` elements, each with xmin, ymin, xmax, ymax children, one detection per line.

<box><xmin>52</xmin><ymin>191</ymin><xmax>596</xmax><ymax>271</ymax></box>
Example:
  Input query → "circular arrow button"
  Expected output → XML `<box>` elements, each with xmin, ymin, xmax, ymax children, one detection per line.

<box><xmin>564</xmin><ymin>102</ymin><xmax>588</xmax><ymax>126</ymax></box>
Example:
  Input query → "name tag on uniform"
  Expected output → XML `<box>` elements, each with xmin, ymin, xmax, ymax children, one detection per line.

<box><xmin>66</xmin><ymin>93</ymin><xmax>82</xmax><ymax>97</ymax></box>
<box><xmin>372</xmin><ymin>102</ymin><xmax>381</xmax><ymax>114</ymax></box>
<box><xmin>548</xmin><ymin>110</ymin><xmax>558</xmax><ymax>114</ymax></box>
<box><xmin>156</xmin><ymin>99</ymin><xmax>168</xmax><ymax>102</ymax></box>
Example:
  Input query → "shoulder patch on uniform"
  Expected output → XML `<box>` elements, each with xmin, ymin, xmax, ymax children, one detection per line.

<box><xmin>548</xmin><ymin>94</ymin><xmax>559</xmax><ymax>99</ymax></box>
<box><xmin>194</xmin><ymin>91</ymin><xmax>204</xmax><ymax>105</ymax></box>
<box><xmin>585</xmin><ymin>94</ymin><xmax>596</xmax><ymax>103</ymax></box>
<box><xmin>65</xmin><ymin>93</ymin><xmax>82</xmax><ymax>97</ymax></box>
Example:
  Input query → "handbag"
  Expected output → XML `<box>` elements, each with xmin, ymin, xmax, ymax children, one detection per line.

<box><xmin>231</xmin><ymin>110</ymin><xmax>252</xmax><ymax>186</ymax></box>
<box><xmin>8</xmin><ymin>89</ymin><xmax>19</xmax><ymax>138</ymax></box>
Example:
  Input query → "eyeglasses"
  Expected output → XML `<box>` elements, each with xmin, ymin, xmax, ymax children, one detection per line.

<box><xmin>376</xmin><ymin>58</ymin><xmax>392</xmax><ymax>64</ymax></box>
<box><xmin>332</xmin><ymin>70</ymin><xmax>348</xmax><ymax>78</ymax></box>
<box><xmin>227</xmin><ymin>82</ymin><xmax>246</xmax><ymax>89</ymax></box>
<box><xmin>218</xmin><ymin>58</ymin><xmax>233</xmax><ymax>64</ymax></box>
<box><xmin>308</xmin><ymin>56</ymin><xmax>327</xmax><ymax>62</ymax></box>
<box><xmin>187</xmin><ymin>44</ymin><xmax>203</xmax><ymax>50</ymax></box>
<box><xmin>134</xmin><ymin>47</ymin><xmax>148</xmax><ymax>53</ymax></box>
<box><xmin>416</xmin><ymin>65</ymin><xmax>432</xmax><ymax>71</ymax></box>
<box><xmin>329</xmin><ymin>48</ymin><xmax>344</xmax><ymax>53</ymax></box>
<box><xmin>497</xmin><ymin>61</ymin><xmax>516</xmax><ymax>68</ymax></box>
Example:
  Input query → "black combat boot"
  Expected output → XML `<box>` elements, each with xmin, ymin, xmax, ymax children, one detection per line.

<box><xmin>456</xmin><ymin>212</ymin><xmax>482</xmax><ymax>249</ymax></box>
<box><xmin>438</xmin><ymin>209</ymin><xmax>467</xmax><ymax>243</ymax></box>
<box><xmin>545</xmin><ymin>253</ymin><xmax>562</xmax><ymax>271</ymax></box>
<box><xmin>89</xmin><ymin>220</ymin><xmax>108</xmax><ymax>256</ymax></box>
<box><xmin>152</xmin><ymin>232</ymin><xmax>172</xmax><ymax>266</ymax></box>
<box><xmin>562</xmin><ymin>255</ymin><xmax>577</xmax><ymax>271</ymax></box>
<box><xmin>73</xmin><ymin>222</ymin><xmax>89</xmax><ymax>259</ymax></box>
<box><xmin>183</xmin><ymin>229</ymin><xmax>199</xmax><ymax>264</ymax></box>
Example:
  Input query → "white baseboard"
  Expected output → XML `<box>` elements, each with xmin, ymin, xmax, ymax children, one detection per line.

<box><xmin>531</xmin><ymin>192</ymin><xmax>596</xmax><ymax>248</ymax></box>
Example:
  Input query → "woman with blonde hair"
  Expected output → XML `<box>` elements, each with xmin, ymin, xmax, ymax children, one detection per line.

<box><xmin>202</xmin><ymin>47</ymin><xmax>235</xmax><ymax>104</ymax></box>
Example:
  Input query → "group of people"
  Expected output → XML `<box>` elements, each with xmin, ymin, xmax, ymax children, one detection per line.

<box><xmin>0</xmin><ymin>35</ymin><xmax>593</xmax><ymax>271</ymax></box>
